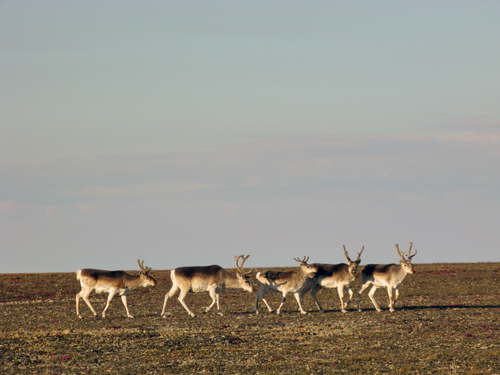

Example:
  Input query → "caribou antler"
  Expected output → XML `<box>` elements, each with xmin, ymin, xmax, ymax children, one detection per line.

<box><xmin>343</xmin><ymin>245</ymin><xmax>364</xmax><ymax>264</ymax></box>
<box><xmin>407</xmin><ymin>242</ymin><xmax>417</xmax><ymax>260</ymax></box>
<box><xmin>395</xmin><ymin>243</ymin><xmax>417</xmax><ymax>262</ymax></box>
<box><xmin>343</xmin><ymin>245</ymin><xmax>352</xmax><ymax>264</ymax></box>
<box><xmin>234</xmin><ymin>255</ymin><xmax>253</xmax><ymax>276</ymax></box>
<box><xmin>355</xmin><ymin>246</ymin><xmax>364</xmax><ymax>262</ymax></box>
<box><xmin>293</xmin><ymin>256</ymin><xmax>309</xmax><ymax>265</ymax></box>
<box><xmin>395</xmin><ymin>244</ymin><xmax>405</xmax><ymax>260</ymax></box>
<box><xmin>137</xmin><ymin>259</ymin><xmax>152</xmax><ymax>274</ymax></box>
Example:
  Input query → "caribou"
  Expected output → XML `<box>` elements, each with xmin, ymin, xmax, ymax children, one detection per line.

<box><xmin>254</xmin><ymin>256</ymin><xmax>318</xmax><ymax>315</ymax></box>
<box><xmin>76</xmin><ymin>259</ymin><xmax>157</xmax><ymax>318</ymax></box>
<box><xmin>300</xmin><ymin>246</ymin><xmax>364</xmax><ymax>313</ymax></box>
<box><xmin>357</xmin><ymin>243</ymin><xmax>417</xmax><ymax>312</ymax></box>
<box><xmin>160</xmin><ymin>255</ymin><xmax>255</xmax><ymax>317</ymax></box>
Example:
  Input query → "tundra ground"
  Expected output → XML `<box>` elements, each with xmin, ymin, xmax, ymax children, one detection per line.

<box><xmin>1</xmin><ymin>263</ymin><xmax>499</xmax><ymax>374</ymax></box>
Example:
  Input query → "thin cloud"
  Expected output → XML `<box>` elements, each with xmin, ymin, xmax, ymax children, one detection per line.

<box><xmin>2</xmin><ymin>131</ymin><xmax>500</xmax><ymax>272</ymax></box>
<box><xmin>429</xmin><ymin>115</ymin><xmax>500</xmax><ymax>134</ymax></box>
<box><xmin>0</xmin><ymin>200</ymin><xmax>17</xmax><ymax>213</ymax></box>
<box><xmin>1</xmin><ymin>131</ymin><xmax>499</xmax><ymax>209</ymax></box>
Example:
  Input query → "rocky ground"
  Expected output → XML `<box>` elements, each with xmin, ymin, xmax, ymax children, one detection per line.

<box><xmin>1</xmin><ymin>262</ymin><xmax>499</xmax><ymax>374</ymax></box>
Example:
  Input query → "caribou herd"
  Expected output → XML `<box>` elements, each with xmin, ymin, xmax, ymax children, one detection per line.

<box><xmin>75</xmin><ymin>243</ymin><xmax>417</xmax><ymax>318</ymax></box>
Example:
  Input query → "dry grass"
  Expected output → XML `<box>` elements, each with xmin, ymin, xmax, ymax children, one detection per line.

<box><xmin>1</xmin><ymin>262</ymin><xmax>499</xmax><ymax>374</ymax></box>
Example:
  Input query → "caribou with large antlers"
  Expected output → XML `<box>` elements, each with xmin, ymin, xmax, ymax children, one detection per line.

<box><xmin>300</xmin><ymin>246</ymin><xmax>364</xmax><ymax>313</ymax></box>
<box><xmin>76</xmin><ymin>259</ymin><xmax>157</xmax><ymax>318</ymax></box>
<box><xmin>255</xmin><ymin>256</ymin><xmax>318</xmax><ymax>315</ymax></box>
<box><xmin>161</xmin><ymin>255</ymin><xmax>255</xmax><ymax>317</ymax></box>
<box><xmin>357</xmin><ymin>243</ymin><xmax>417</xmax><ymax>312</ymax></box>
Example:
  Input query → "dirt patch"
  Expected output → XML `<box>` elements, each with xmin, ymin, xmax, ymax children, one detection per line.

<box><xmin>1</xmin><ymin>263</ymin><xmax>499</xmax><ymax>374</ymax></box>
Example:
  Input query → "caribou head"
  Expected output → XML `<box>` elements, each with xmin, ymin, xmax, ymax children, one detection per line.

<box><xmin>343</xmin><ymin>245</ymin><xmax>364</xmax><ymax>276</ymax></box>
<box><xmin>137</xmin><ymin>259</ymin><xmax>157</xmax><ymax>286</ymax></box>
<box><xmin>395</xmin><ymin>243</ymin><xmax>417</xmax><ymax>275</ymax></box>
<box><xmin>234</xmin><ymin>255</ymin><xmax>255</xmax><ymax>292</ymax></box>
<box><xmin>294</xmin><ymin>256</ymin><xmax>318</xmax><ymax>278</ymax></box>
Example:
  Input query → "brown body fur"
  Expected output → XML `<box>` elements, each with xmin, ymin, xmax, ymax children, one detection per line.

<box><xmin>161</xmin><ymin>257</ymin><xmax>254</xmax><ymax>317</ymax></box>
<box><xmin>76</xmin><ymin>260</ymin><xmax>156</xmax><ymax>318</ymax></box>
<box><xmin>255</xmin><ymin>258</ymin><xmax>318</xmax><ymax>315</ymax></box>
<box><xmin>357</xmin><ymin>243</ymin><xmax>417</xmax><ymax>312</ymax></box>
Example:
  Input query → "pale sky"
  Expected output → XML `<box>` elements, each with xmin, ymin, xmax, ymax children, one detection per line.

<box><xmin>1</xmin><ymin>1</ymin><xmax>499</xmax><ymax>273</ymax></box>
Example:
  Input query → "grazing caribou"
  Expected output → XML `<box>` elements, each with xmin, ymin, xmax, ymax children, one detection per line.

<box><xmin>300</xmin><ymin>246</ymin><xmax>364</xmax><ymax>313</ymax></box>
<box><xmin>357</xmin><ymin>243</ymin><xmax>417</xmax><ymax>312</ymax></box>
<box><xmin>161</xmin><ymin>255</ymin><xmax>255</xmax><ymax>317</ymax></box>
<box><xmin>76</xmin><ymin>259</ymin><xmax>157</xmax><ymax>318</ymax></box>
<box><xmin>255</xmin><ymin>257</ymin><xmax>318</xmax><ymax>315</ymax></box>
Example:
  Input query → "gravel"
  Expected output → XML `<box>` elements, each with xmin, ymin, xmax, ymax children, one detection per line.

<box><xmin>1</xmin><ymin>262</ymin><xmax>499</xmax><ymax>374</ymax></box>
